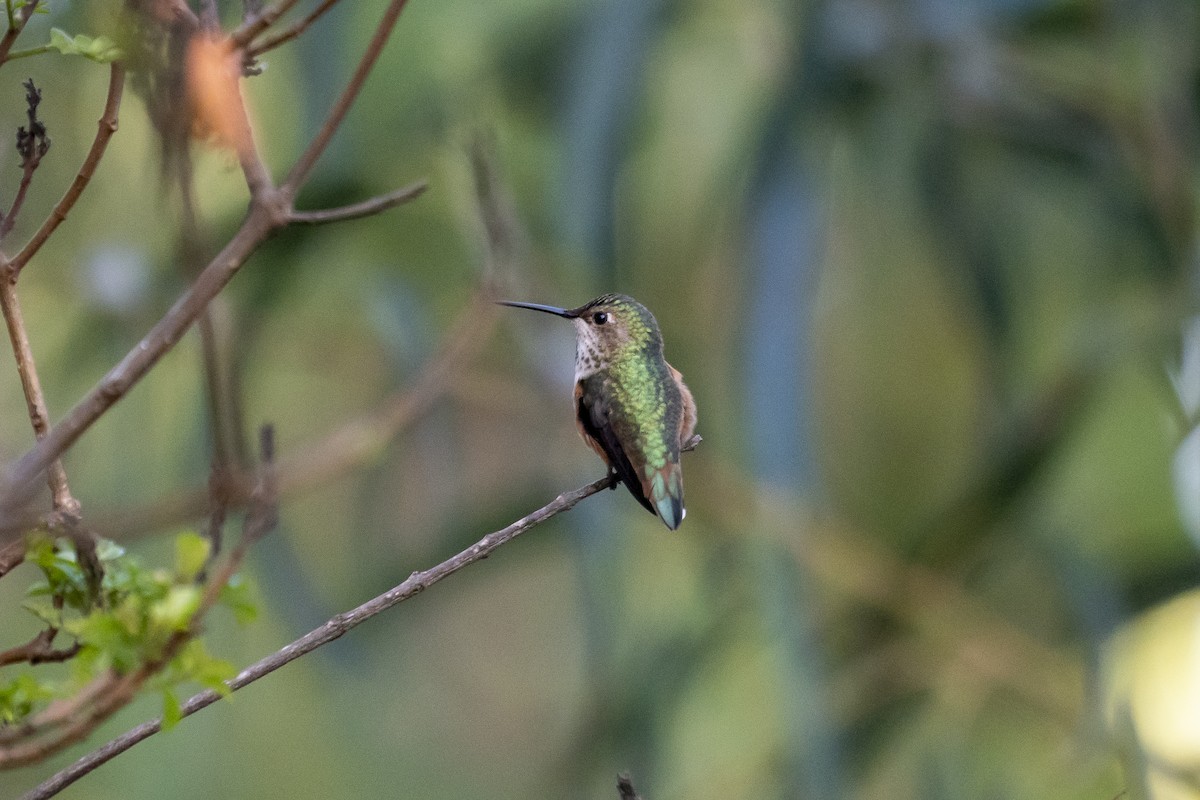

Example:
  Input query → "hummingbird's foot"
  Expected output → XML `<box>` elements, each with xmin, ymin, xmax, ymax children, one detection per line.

<box><xmin>607</xmin><ymin>467</ymin><xmax>618</xmax><ymax>489</ymax></box>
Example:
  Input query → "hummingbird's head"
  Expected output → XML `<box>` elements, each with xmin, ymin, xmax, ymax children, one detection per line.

<box><xmin>498</xmin><ymin>293</ymin><xmax>663</xmax><ymax>372</ymax></box>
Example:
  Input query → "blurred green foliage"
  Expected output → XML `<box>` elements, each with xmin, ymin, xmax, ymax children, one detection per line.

<box><xmin>0</xmin><ymin>0</ymin><xmax>1199</xmax><ymax>799</ymax></box>
<box><xmin>4</xmin><ymin>533</ymin><xmax>247</xmax><ymax>731</ymax></box>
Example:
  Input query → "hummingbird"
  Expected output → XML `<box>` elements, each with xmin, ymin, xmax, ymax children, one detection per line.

<box><xmin>500</xmin><ymin>294</ymin><xmax>697</xmax><ymax>530</ymax></box>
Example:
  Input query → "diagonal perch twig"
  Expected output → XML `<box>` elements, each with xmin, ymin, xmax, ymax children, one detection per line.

<box><xmin>21</xmin><ymin>437</ymin><xmax>701</xmax><ymax>800</ymax></box>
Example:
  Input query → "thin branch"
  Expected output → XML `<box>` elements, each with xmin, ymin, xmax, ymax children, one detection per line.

<box><xmin>2</xmin><ymin>78</ymin><xmax>52</xmax><ymax>241</ymax></box>
<box><xmin>0</xmin><ymin>628</ymin><xmax>78</xmax><ymax>667</ymax></box>
<box><xmin>0</xmin><ymin>0</ymin><xmax>419</xmax><ymax>513</ymax></box>
<box><xmin>0</xmin><ymin>536</ymin><xmax>24</xmax><ymax>577</ymax></box>
<box><xmin>0</xmin><ymin>0</ymin><xmax>36</xmax><ymax>65</ymax></box>
<box><xmin>229</xmin><ymin>0</ymin><xmax>303</xmax><ymax>48</ymax></box>
<box><xmin>14</xmin><ymin>63</ymin><xmax>125</xmax><ymax>272</ymax></box>
<box><xmin>0</xmin><ymin>203</ymin><xmax>276</xmax><ymax>520</ymax></box>
<box><xmin>247</xmin><ymin>0</ymin><xmax>341</xmax><ymax>58</ymax></box>
<box><xmin>0</xmin><ymin>260</ymin><xmax>77</xmax><ymax>514</ymax></box>
<box><xmin>288</xmin><ymin>181</ymin><xmax>427</xmax><ymax>225</ymax></box>
<box><xmin>19</xmin><ymin>468</ymin><xmax>636</xmax><ymax>800</ymax></box>
<box><xmin>20</xmin><ymin>435</ymin><xmax>703</xmax><ymax>793</ymax></box>
<box><xmin>281</xmin><ymin>0</ymin><xmax>410</xmax><ymax>194</ymax></box>
<box><xmin>92</xmin><ymin>287</ymin><xmax>497</xmax><ymax>539</ymax></box>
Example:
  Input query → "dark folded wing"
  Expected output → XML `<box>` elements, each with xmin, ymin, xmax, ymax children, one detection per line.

<box><xmin>575</xmin><ymin>377</ymin><xmax>656</xmax><ymax>515</ymax></box>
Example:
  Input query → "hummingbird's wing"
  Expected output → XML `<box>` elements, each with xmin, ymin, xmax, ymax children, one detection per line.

<box><xmin>575</xmin><ymin>377</ymin><xmax>657</xmax><ymax>516</ymax></box>
<box><xmin>668</xmin><ymin>362</ymin><xmax>698</xmax><ymax>446</ymax></box>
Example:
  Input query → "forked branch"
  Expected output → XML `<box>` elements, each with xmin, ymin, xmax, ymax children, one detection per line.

<box><xmin>0</xmin><ymin>0</ymin><xmax>418</xmax><ymax>520</ymax></box>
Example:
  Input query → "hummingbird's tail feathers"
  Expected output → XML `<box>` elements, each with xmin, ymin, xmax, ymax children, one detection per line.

<box><xmin>648</xmin><ymin>462</ymin><xmax>685</xmax><ymax>530</ymax></box>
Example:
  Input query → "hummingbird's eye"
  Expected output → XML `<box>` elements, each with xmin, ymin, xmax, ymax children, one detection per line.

<box><xmin>592</xmin><ymin>311</ymin><xmax>609</xmax><ymax>325</ymax></box>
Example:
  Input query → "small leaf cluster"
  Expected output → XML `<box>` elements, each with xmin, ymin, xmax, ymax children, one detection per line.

<box><xmin>47</xmin><ymin>28</ymin><xmax>123</xmax><ymax>64</ymax></box>
<box><xmin>0</xmin><ymin>533</ymin><xmax>258</xmax><ymax>728</ymax></box>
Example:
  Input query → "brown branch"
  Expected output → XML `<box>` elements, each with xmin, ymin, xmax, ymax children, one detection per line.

<box><xmin>0</xmin><ymin>260</ymin><xmax>77</xmax><ymax>515</ymax></box>
<box><xmin>0</xmin><ymin>202</ymin><xmax>274</xmax><ymax>519</ymax></box>
<box><xmin>0</xmin><ymin>0</ymin><xmax>37</xmax><ymax>65</ymax></box>
<box><xmin>281</xmin><ymin>0</ymin><xmax>410</xmax><ymax>194</ymax></box>
<box><xmin>13</xmin><ymin>64</ymin><xmax>124</xmax><ymax>271</ymax></box>
<box><xmin>91</xmin><ymin>287</ymin><xmax>497</xmax><ymax>540</ymax></box>
<box><xmin>230</xmin><ymin>0</ymin><xmax>303</xmax><ymax>48</ymax></box>
<box><xmin>18</xmin><ymin>471</ymin><xmax>627</xmax><ymax>799</ymax></box>
<box><xmin>288</xmin><ymin>181</ymin><xmax>427</xmax><ymax>225</ymax></box>
<box><xmin>1</xmin><ymin>78</ymin><xmax>51</xmax><ymax>241</ymax></box>
<box><xmin>0</xmin><ymin>537</ymin><xmax>24</xmax><ymax>577</ymax></box>
<box><xmin>247</xmin><ymin>0</ymin><xmax>341</xmax><ymax>57</ymax></box>
<box><xmin>0</xmin><ymin>0</ymin><xmax>418</xmax><ymax>515</ymax></box>
<box><xmin>0</xmin><ymin>65</ymin><xmax>126</xmax><ymax>537</ymax></box>
<box><xmin>0</xmin><ymin>628</ymin><xmax>78</xmax><ymax>667</ymax></box>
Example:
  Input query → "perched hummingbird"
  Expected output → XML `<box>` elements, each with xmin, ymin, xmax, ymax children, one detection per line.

<box><xmin>500</xmin><ymin>294</ymin><xmax>698</xmax><ymax>530</ymax></box>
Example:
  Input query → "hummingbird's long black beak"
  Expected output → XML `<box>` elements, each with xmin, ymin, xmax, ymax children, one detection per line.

<box><xmin>496</xmin><ymin>300</ymin><xmax>578</xmax><ymax>319</ymax></box>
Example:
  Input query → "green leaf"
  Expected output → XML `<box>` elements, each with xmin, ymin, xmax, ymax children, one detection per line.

<box><xmin>161</xmin><ymin>689</ymin><xmax>182</xmax><ymax>730</ymax></box>
<box><xmin>219</xmin><ymin>575</ymin><xmax>259</xmax><ymax>625</ymax></box>
<box><xmin>69</xmin><ymin>612</ymin><xmax>141</xmax><ymax>671</ymax></box>
<box><xmin>173</xmin><ymin>532</ymin><xmax>211</xmax><ymax>584</ymax></box>
<box><xmin>0</xmin><ymin>674</ymin><xmax>55</xmax><ymax>725</ymax></box>
<box><xmin>150</xmin><ymin>585</ymin><xmax>201</xmax><ymax>632</ymax></box>
<box><xmin>47</xmin><ymin>28</ymin><xmax>123</xmax><ymax>63</ymax></box>
<box><xmin>171</xmin><ymin>640</ymin><xmax>235</xmax><ymax>696</ymax></box>
<box><xmin>95</xmin><ymin>538</ymin><xmax>126</xmax><ymax>562</ymax></box>
<box><xmin>21</xmin><ymin>598</ymin><xmax>62</xmax><ymax>627</ymax></box>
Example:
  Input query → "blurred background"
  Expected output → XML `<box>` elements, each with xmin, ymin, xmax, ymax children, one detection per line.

<box><xmin>2</xmin><ymin>0</ymin><xmax>1200</xmax><ymax>798</ymax></box>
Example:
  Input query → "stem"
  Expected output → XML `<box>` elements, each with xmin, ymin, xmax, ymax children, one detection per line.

<box><xmin>0</xmin><ymin>0</ymin><xmax>35</xmax><ymax>64</ymax></box>
<box><xmin>281</xmin><ymin>0</ymin><xmax>410</xmax><ymax>193</ymax></box>
<box><xmin>3</xmin><ymin>44</ymin><xmax>51</xmax><ymax>61</ymax></box>
<box><xmin>0</xmin><ymin>264</ymin><xmax>77</xmax><ymax>514</ymax></box>
<box><xmin>247</xmin><ymin>0</ymin><xmax>341</xmax><ymax>57</ymax></box>
<box><xmin>0</xmin><ymin>203</ymin><xmax>278</xmax><ymax>511</ymax></box>
<box><xmin>229</xmin><ymin>0</ymin><xmax>302</xmax><ymax>48</ymax></box>
<box><xmin>288</xmin><ymin>181</ymin><xmax>426</xmax><ymax>224</ymax></box>
<box><xmin>14</xmin><ymin>64</ymin><xmax>125</xmax><ymax>272</ymax></box>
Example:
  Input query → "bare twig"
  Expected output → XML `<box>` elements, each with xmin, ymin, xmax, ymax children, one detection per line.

<box><xmin>0</xmin><ymin>0</ymin><xmax>418</xmax><ymax>514</ymax></box>
<box><xmin>0</xmin><ymin>67</ymin><xmax>125</xmax><ymax>539</ymax></box>
<box><xmin>281</xmin><ymin>0</ymin><xmax>410</xmax><ymax>193</ymax></box>
<box><xmin>0</xmin><ymin>0</ymin><xmax>37</xmax><ymax>65</ymax></box>
<box><xmin>0</xmin><ymin>258</ymin><xmax>77</xmax><ymax>515</ymax></box>
<box><xmin>19</xmin><ymin>462</ymin><xmax>673</xmax><ymax>800</ymax></box>
<box><xmin>247</xmin><ymin>0</ymin><xmax>341</xmax><ymax>58</ymax></box>
<box><xmin>13</xmin><ymin>63</ymin><xmax>124</xmax><ymax>272</ymax></box>
<box><xmin>230</xmin><ymin>0</ymin><xmax>303</xmax><ymax>47</ymax></box>
<box><xmin>288</xmin><ymin>181</ymin><xmax>427</xmax><ymax>224</ymax></box>
<box><xmin>0</xmin><ymin>202</ymin><xmax>270</xmax><ymax>520</ymax></box>
<box><xmin>0</xmin><ymin>628</ymin><xmax>79</xmax><ymax>667</ymax></box>
<box><xmin>92</xmin><ymin>287</ymin><xmax>497</xmax><ymax>539</ymax></box>
<box><xmin>0</xmin><ymin>537</ymin><xmax>24</xmax><ymax>577</ymax></box>
<box><xmin>1</xmin><ymin>78</ymin><xmax>52</xmax><ymax>240</ymax></box>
